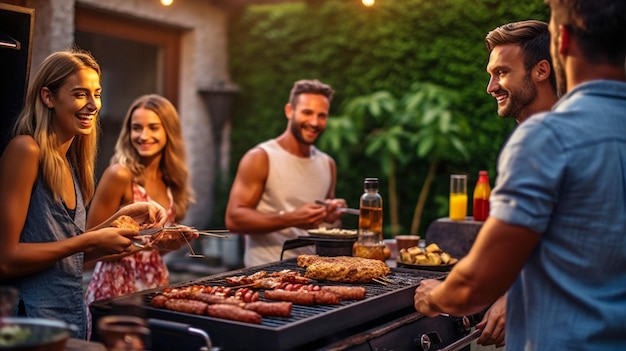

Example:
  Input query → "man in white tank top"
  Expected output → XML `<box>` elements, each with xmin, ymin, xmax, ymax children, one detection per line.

<box><xmin>225</xmin><ymin>79</ymin><xmax>347</xmax><ymax>267</ymax></box>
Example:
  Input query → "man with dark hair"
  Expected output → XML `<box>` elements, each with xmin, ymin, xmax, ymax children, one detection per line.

<box><xmin>476</xmin><ymin>20</ymin><xmax>559</xmax><ymax>348</ymax></box>
<box><xmin>485</xmin><ymin>20</ymin><xmax>559</xmax><ymax>124</ymax></box>
<box><xmin>415</xmin><ymin>1</ymin><xmax>626</xmax><ymax>350</ymax></box>
<box><xmin>225</xmin><ymin>79</ymin><xmax>347</xmax><ymax>267</ymax></box>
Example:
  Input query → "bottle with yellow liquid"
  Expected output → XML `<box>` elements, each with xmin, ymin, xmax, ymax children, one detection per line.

<box><xmin>354</xmin><ymin>177</ymin><xmax>385</xmax><ymax>261</ymax></box>
<box><xmin>449</xmin><ymin>174</ymin><xmax>467</xmax><ymax>220</ymax></box>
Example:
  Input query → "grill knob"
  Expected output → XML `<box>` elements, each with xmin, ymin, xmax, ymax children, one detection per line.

<box><xmin>419</xmin><ymin>334</ymin><xmax>431</xmax><ymax>351</ymax></box>
<box><xmin>453</xmin><ymin>313</ymin><xmax>484</xmax><ymax>333</ymax></box>
<box><xmin>462</xmin><ymin>316</ymin><xmax>471</xmax><ymax>331</ymax></box>
<box><xmin>454</xmin><ymin>315</ymin><xmax>472</xmax><ymax>333</ymax></box>
<box><xmin>417</xmin><ymin>332</ymin><xmax>441</xmax><ymax>351</ymax></box>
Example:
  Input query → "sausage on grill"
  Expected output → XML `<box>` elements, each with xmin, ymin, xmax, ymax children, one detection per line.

<box><xmin>150</xmin><ymin>294</ymin><xmax>168</xmax><ymax>308</ymax></box>
<box><xmin>311</xmin><ymin>291</ymin><xmax>341</xmax><ymax>305</ymax></box>
<box><xmin>244</xmin><ymin>301</ymin><xmax>292</xmax><ymax>317</ymax></box>
<box><xmin>320</xmin><ymin>286</ymin><xmax>367</xmax><ymax>300</ymax></box>
<box><xmin>206</xmin><ymin>304</ymin><xmax>262</xmax><ymax>324</ymax></box>
<box><xmin>264</xmin><ymin>289</ymin><xmax>316</xmax><ymax>305</ymax></box>
<box><xmin>193</xmin><ymin>292</ymin><xmax>246</xmax><ymax>307</ymax></box>
<box><xmin>264</xmin><ymin>290</ymin><xmax>341</xmax><ymax>305</ymax></box>
<box><xmin>164</xmin><ymin>298</ymin><xmax>209</xmax><ymax>315</ymax></box>
<box><xmin>235</xmin><ymin>288</ymin><xmax>260</xmax><ymax>303</ymax></box>
<box><xmin>278</xmin><ymin>283</ymin><xmax>320</xmax><ymax>292</ymax></box>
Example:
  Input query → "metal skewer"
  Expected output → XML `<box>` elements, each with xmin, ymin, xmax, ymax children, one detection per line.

<box><xmin>196</xmin><ymin>232</ymin><xmax>229</xmax><ymax>238</ymax></box>
<box><xmin>379</xmin><ymin>276</ymin><xmax>396</xmax><ymax>284</ymax></box>
<box><xmin>194</xmin><ymin>229</ymin><xmax>229</xmax><ymax>233</ymax></box>
<box><xmin>372</xmin><ymin>277</ymin><xmax>388</xmax><ymax>286</ymax></box>
<box><xmin>180</xmin><ymin>232</ymin><xmax>205</xmax><ymax>258</ymax></box>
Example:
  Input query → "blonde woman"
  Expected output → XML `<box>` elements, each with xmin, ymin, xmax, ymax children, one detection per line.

<box><xmin>0</xmin><ymin>50</ymin><xmax>167</xmax><ymax>339</ymax></box>
<box><xmin>85</xmin><ymin>94</ymin><xmax>195</xmax><ymax>334</ymax></box>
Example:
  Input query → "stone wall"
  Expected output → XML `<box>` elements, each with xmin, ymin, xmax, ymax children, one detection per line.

<box><xmin>21</xmin><ymin>0</ymin><xmax>234</xmax><ymax>228</ymax></box>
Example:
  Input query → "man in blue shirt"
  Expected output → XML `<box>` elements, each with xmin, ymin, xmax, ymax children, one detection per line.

<box><xmin>477</xmin><ymin>19</ymin><xmax>559</xmax><ymax>348</ymax></box>
<box><xmin>414</xmin><ymin>1</ymin><xmax>626</xmax><ymax>350</ymax></box>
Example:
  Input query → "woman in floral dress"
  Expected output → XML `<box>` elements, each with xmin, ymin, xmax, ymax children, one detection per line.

<box><xmin>84</xmin><ymin>94</ymin><xmax>195</xmax><ymax>337</ymax></box>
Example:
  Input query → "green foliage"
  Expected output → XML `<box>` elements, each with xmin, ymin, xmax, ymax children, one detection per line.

<box><xmin>327</xmin><ymin>82</ymin><xmax>467</xmax><ymax>236</ymax></box>
<box><xmin>218</xmin><ymin>0</ymin><xmax>549</xmax><ymax>235</ymax></box>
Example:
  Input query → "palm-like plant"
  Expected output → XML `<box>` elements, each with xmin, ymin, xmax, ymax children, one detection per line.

<box><xmin>343</xmin><ymin>91</ymin><xmax>411</xmax><ymax>236</ymax></box>
<box><xmin>316</xmin><ymin>115</ymin><xmax>359</xmax><ymax>167</ymax></box>
<box><xmin>320</xmin><ymin>82</ymin><xmax>468</xmax><ymax>236</ymax></box>
<box><xmin>405</xmin><ymin>83</ymin><xmax>469</xmax><ymax>234</ymax></box>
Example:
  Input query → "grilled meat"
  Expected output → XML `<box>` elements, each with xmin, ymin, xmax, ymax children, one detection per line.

<box><xmin>111</xmin><ymin>215</ymin><xmax>140</xmax><ymax>230</ymax></box>
<box><xmin>297</xmin><ymin>255</ymin><xmax>391</xmax><ymax>283</ymax></box>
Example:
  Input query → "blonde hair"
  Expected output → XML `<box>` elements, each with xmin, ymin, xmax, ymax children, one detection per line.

<box><xmin>13</xmin><ymin>49</ymin><xmax>101</xmax><ymax>204</ymax></box>
<box><xmin>112</xmin><ymin>94</ymin><xmax>195</xmax><ymax>221</ymax></box>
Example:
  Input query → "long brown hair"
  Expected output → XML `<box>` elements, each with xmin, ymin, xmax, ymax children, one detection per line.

<box><xmin>112</xmin><ymin>94</ymin><xmax>194</xmax><ymax>221</ymax></box>
<box><xmin>13</xmin><ymin>49</ymin><xmax>101</xmax><ymax>204</ymax></box>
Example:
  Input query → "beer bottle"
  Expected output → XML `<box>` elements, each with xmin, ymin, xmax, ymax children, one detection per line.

<box><xmin>354</xmin><ymin>177</ymin><xmax>385</xmax><ymax>260</ymax></box>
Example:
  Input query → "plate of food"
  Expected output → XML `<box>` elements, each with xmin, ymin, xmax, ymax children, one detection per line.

<box><xmin>307</xmin><ymin>227</ymin><xmax>358</xmax><ymax>239</ymax></box>
<box><xmin>396</xmin><ymin>242</ymin><xmax>458</xmax><ymax>271</ymax></box>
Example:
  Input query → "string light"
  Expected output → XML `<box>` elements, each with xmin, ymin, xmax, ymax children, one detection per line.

<box><xmin>362</xmin><ymin>0</ymin><xmax>375</xmax><ymax>7</ymax></box>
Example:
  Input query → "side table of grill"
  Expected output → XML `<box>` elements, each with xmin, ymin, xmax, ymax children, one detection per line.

<box><xmin>424</xmin><ymin>217</ymin><xmax>484</xmax><ymax>259</ymax></box>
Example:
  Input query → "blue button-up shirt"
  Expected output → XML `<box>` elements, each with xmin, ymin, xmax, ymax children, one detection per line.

<box><xmin>491</xmin><ymin>80</ymin><xmax>626</xmax><ymax>351</ymax></box>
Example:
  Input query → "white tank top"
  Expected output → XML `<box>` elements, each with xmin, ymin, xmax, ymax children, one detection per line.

<box><xmin>244</xmin><ymin>139</ymin><xmax>332</xmax><ymax>267</ymax></box>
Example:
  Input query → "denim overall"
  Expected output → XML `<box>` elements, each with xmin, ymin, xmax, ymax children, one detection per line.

<box><xmin>8</xmin><ymin>168</ymin><xmax>87</xmax><ymax>339</ymax></box>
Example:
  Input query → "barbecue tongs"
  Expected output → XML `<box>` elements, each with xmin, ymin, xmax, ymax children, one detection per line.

<box><xmin>137</xmin><ymin>226</ymin><xmax>229</xmax><ymax>238</ymax></box>
<box><xmin>132</xmin><ymin>226</ymin><xmax>229</xmax><ymax>258</ymax></box>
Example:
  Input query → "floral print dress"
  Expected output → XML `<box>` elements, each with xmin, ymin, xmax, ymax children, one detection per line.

<box><xmin>84</xmin><ymin>184</ymin><xmax>175</xmax><ymax>338</ymax></box>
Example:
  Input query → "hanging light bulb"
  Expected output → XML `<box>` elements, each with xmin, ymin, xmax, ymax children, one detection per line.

<box><xmin>362</xmin><ymin>0</ymin><xmax>375</xmax><ymax>7</ymax></box>
<box><xmin>161</xmin><ymin>0</ymin><xmax>173</xmax><ymax>6</ymax></box>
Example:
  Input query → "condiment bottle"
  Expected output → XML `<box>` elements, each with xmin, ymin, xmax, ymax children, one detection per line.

<box><xmin>354</xmin><ymin>177</ymin><xmax>385</xmax><ymax>261</ymax></box>
<box><xmin>472</xmin><ymin>170</ymin><xmax>491</xmax><ymax>221</ymax></box>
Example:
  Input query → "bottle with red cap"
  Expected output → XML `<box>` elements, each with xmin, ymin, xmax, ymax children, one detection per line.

<box><xmin>473</xmin><ymin>170</ymin><xmax>491</xmax><ymax>221</ymax></box>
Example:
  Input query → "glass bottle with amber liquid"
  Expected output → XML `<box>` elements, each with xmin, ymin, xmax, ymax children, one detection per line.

<box><xmin>354</xmin><ymin>177</ymin><xmax>385</xmax><ymax>261</ymax></box>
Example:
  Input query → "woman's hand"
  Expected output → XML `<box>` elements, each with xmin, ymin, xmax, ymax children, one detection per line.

<box><xmin>83</xmin><ymin>227</ymin><xmax>136</xmax><ymax>258</ymax></box>
<box><xmin>115</xmin><ymin>201</ymin><xmax>168</xmax><ymax>228</ymax></box>
<box><xmin>83</xmin><ymin>226</ymin><xmax>147</xmax><ymax>264</ymax></box>
<box><xmin>150</xmin><ymin>226</ymin><xmax>199</xmax><ymax>252</ymax></box>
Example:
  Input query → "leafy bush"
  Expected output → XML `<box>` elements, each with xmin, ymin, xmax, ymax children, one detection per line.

<box><xmin>221</xmin><ymin>0</ymin><xmax>549</xmax><ymax>236</ymax></box>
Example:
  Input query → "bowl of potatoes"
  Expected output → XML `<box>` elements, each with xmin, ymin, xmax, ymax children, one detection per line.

<box><xmin>397</xmin><ymin>242</ymin><xmax>458</xmax><ymax>271</ymax></box>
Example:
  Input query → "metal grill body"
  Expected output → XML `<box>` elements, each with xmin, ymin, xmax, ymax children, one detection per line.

<box><xmin>90</xmin><ymin>259</ymin><xmax>472</xmax><ymax>351</ymax></box>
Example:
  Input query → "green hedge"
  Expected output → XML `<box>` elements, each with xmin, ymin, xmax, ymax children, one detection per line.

<box><xmin>219</xmin><ymin>0</ymin><xmax>549</xmax><ymax>236</ymax></box>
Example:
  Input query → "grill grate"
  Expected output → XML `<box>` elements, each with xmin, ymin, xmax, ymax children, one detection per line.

<box><xmin>93</xmin><ymin>259</ymin><xmax>447</xmax><ymax>351</ymax></box>
<box><xmin>141</xmin><ymin>260</ymin><xmax>444</xmax><ymax>328</ymax></box>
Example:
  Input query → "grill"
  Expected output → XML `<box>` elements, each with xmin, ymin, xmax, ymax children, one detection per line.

<box><xmin>90</xmin><ymin>259</ymin><xmax>479</xmax><ymax>351</ymax></box>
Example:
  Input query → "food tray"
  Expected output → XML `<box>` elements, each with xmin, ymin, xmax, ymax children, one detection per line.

<box><xmin>396</xmin><ymin>259</ymin><xmax>457</xmax><ymax>272</ymax></box>
<box><xmin>307</xmin><ymin>228</ymin><xmax>358</xmax><ymax>239</ymax></box>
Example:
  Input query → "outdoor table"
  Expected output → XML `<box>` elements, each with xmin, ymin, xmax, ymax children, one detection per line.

<box><xmin>424</xmin><ymin>217</ymin><xmax>484</xmax><ymax>259</ymax></box>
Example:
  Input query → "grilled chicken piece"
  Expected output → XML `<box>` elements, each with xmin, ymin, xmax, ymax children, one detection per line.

<box><xmin>297</xmin><ymin>255</ymin><xmax>391</xmax><ymax>283</ymax></box>
<box><xmin>111</xmin><ymin>215</ymin><xmax>140</xmax><ymax>230</ymax></box>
